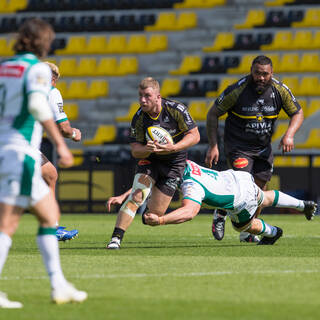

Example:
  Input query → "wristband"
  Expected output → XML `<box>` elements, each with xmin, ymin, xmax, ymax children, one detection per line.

<box><xmin>159</xmin><ymin>216</ymin><xmax>165</xmax><ymax>225</ymax></box>
<box><xmin>71</xmin><ymin>130</ymin><xmax>76</xmax><ymax>139</ymax></box>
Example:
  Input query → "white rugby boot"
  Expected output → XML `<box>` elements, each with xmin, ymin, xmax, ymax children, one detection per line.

<box><xmin>0</xmin><ymin>291</ymin><xmax>23</xmax><ymax>308</ymax></box>
<box><xmin>51</xmin><ymin>282</ymin><xmax>87</xmax><ymax>304</ymax></box>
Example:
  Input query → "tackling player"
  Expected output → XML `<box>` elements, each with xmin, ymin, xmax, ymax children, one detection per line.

<box><xmin>106</xmin><ymin>77</ymin><xmax>200</xmax><ymax>249</ymax></box>
<box><xmin>0</xmin><ymin>18</ymin><xmax>87</xmax><ymax>308</ymax></box>
<box><xmin>144</xmin><ymin>160</ymin><xmax>317</xmax><ymax>245</ymax></box>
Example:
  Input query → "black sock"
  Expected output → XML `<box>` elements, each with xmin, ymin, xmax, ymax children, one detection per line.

<box><xmin>112</xmin><ymin>227</ymin><xmax>125</xmax><ymax>241</ymax></box>
<box><xmin>216</xmin><ymin>209</ymin><xmax>227</xmax><ymax>217</ymax></box>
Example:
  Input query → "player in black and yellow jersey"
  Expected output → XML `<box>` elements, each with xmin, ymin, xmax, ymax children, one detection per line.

<box><xmin>106</xmin><ymin>77</ymin><xmax>200</xmax><ymax>249</ymax></box>
<box><xmin>205</xmin><ymin>55</ymin><xmax>304</xmax><ymax>242</ymax></box>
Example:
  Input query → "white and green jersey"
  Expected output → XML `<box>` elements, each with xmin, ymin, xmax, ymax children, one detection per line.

<box><xmin>49</xmin><ymin>87</ymin><xmax>68</xmax><ymax>124</ymax></box>
<box><xmin>182</xmin><ymin>160</ymin><xmax>262</xmax><ymax>223</ymax></box>
<box><xmin>0</xmin><ymin>52</ymin><xmax>51</xmax><ymax>150</ymax></box>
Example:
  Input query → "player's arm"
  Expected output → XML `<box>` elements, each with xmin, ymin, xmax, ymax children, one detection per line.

<box><xmin>130</xmin><ymin>141</ymin><xmax>157</xmax><ymax>158</ymax></box>
<box><xmin>144</xmin><ymin>199</ymin><xmax>201</xmax><ymax>226</ymax></box>
<box><xmin>106</xmin><ymin>188</ymin><xmax>132</xmax><ymax>212</ymax></box>
<box><xmin>58</xmin><ymin>120</ymin><xmax>81</xmax><ymax>141</ymax></box>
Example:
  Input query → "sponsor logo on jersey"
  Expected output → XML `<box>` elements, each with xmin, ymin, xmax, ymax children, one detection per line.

<box><xmin>138</xmin><ymin>160</ymin><xmax>151</xmax><ymax>165</ymax></box>
<box><xmin>187</xmin><ymin>160</ymin><xmax>201</xmax><ymax>176</ymax></box>
<box><xmin>0</xmin><ymin>65</ymin><xmax>25</xmax><ymax>78</ymax></box>
<box><xmin>58</xmin><ymin>103</ymin><xmax>64</xmax><ymax>113</ymax></box>
<box><xmin>233</xmin><ymin>158</ymin><xmax>249</xmax><ymax>169</ymax></box>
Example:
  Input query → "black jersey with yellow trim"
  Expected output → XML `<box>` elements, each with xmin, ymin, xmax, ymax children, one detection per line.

<box><xmin>129</xmin><ymin>98</ymin><xmax>197</xmax><ymax>162</ymax></box>
<box><xmin>213</xmin><ymin>75</ymin><xmax>301</xmax><ymax>152</ymax></box>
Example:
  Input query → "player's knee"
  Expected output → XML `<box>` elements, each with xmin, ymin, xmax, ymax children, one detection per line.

<box><xmin>131</xmin><ymin>189</ymin><xmax>144</xmax><ymax>206</ymax></box>
<box><xmin>42</xmin><ymin>164</ymin><xmax>58</xmax><ymax>187</ymax></box>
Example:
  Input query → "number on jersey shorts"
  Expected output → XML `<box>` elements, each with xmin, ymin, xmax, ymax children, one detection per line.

<box><xmin>0</xmin><ymin>145</ymin><xmax>49</xmax><ymax>208</ymax></box>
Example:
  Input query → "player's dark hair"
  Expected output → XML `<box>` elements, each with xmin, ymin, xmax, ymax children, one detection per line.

<box><xmin>13</xmin><ymin>18</ymin><xmax>54</xmax><ymax>58</ymax></box>
<box><xmin>252</xmin><ymin>55</ymin><xmax>273</xmax><ymax>68</ymax></box>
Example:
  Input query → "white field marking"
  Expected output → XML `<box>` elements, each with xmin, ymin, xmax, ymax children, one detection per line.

<box><xmin>1</xmin><ymin>269</ymin><xmax>319</xmax><ymax>281</ymax></box>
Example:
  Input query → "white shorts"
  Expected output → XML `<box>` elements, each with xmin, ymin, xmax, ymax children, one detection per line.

<box><xmin>0</xmin><ymin>144</ymin><xmax>49</xmax><ymax>208</ymax></box>
<box><xmin>227</xmin><ymin>171</ymin><xmax>263</xmax><ymax>225</ymax></box>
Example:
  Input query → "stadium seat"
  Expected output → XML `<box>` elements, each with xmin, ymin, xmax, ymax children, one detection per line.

<box><xmin>174</xmin><ymin>0</ymin><xmax>225</xmax><ymax>9</ymax></box>
<box><xmin>306</xmin><ymin>99</ymin><xmax>320</xmax><ymax>118</ymax></box>
<box><xmin>179</xmin><ymin>79</ymin><xmax>203</xmax><ymax>97</ymax></box>
<box><xmin>86</xmin><ymin>35</ymin><xmax>108</xmax><ymax>54</ymax></box>
<box><xmin>55</xmin><ymin>36</ymin><xmax>87</xmax><ymax>55</ymax></box>
<box><xmin>126</xmin><ymin>34</ymin><xmax>148</xmax><ymax>53</ymax></box>
<box><xmin>160</xmin><ymin>78</ymin><xmax>181</xmax><ymax>97</ymax></box>
<box><xmin>76</xmin><ymin>57</ymin><xmax>97</xmax><ymax>76</ymax></box>
<box><xmin>0</xmin><ymin>37</ymin><xmax>14</xmax><ymax>56</ymax></box>
<box><xmin>175</xmin><ymin>12</ymin><xmax>197</xmax><ymax>30</ymax></box>
<box><xmin>105</xmin><ymin>35</ymin><xmax>127</xmax><ymax>54</ymax></box>
<box><xmin>145</xmin><ymin>12</ymin><xmax>176</xmax><ymax>31</ymax></box>
<box><xmin>169</xmin><ymin>55</ymin><xmax>201</xmax><ymax>75</ymax></box>
<box><xmin>310</xmin><ymin>30</ymin><xmax>320</xmax><ymax>49</ymax></box>
<box><xmin>70</xmin><ymin>149</ymin><xmax>84</xmax><ymax>167</ymax></box>
<box><xmin>116</xmin><ymin>102</ymin><xmax>140</xmax><ymax>122</ymax></box>
<box><xmin>58</xmin><ymin>58</ymin><xmax>78</xmax><ymax>77</ymax></box>
<box><xmin>95</xmin><ymin>57</ymin><xmax>118</xmax><ymax>76</ymax></box>
<box><xmin>206</xmin><ymin>77</ymin><xmax>237</xmax><ymax>97</ymax></box>
<box><xmin>277</xmin><ymin>109</ymin><xmax>289</xmax><ymax>120</ymax></box>
<box><xmin>296</xmin><ymin>129</ymin><xmax>320</xmax><ymax>148</ymax></box>
<box><xmin>83</xmin><ymin>125</ymin><xmax>116</xmax><ymax>145</ymax></box>
<box><xmin>278</xmin><ymin>53</ymin><xmax>299</xmax><ymax>73</ymax></box>
<box><xmin>147</xmin><ymin>34</ymin><xmax>168</xmax><ymax>52</ymax></box>
<box><xmin>264</xmin><ymin>10</ymin><xmax>290</xmax><ymax>28</ymax></box>
<box><xmin>227</xmin><ymin>54</ymin><xmax>256</xmax><ymax>74</ymax></box>
<box><xmin>292</xmin><ymin>8</ymin><xmax>320</xmax><ymax>27</ymax></box>
<box><xmin>298</xmin><ymin>76</ymin><xmax>319</xmax><ymax>96</ymax></box>
<box><xmin>0</xmin><ymin>0</ymin><xmax>28</xmax><ymax>13</ymax></box>
<box><xmin>203</xmin><ymin>32</ymin><xmax>234</xmax><ymax>52</ymax></box>
<box><xmin>298</xmin><ymin>53</ymin><xmax>320</xmax><ymax>72</ymax></box>
<box><xmin>272</xmin><ymin>122</ymin><xmax>288</xmax><ymax>142</ymax></box>
<box><xmin>234</xmin><ymin>9</ymin><xmax>266</xmax><ymax>29</ymax></box>
<box><xmin>188</xmin><ymin>100</ymin><xmax>208</xmax><ymax>121</ymax></box>
<box><xmin>291</xmin><ymin>30</ymin><xmax>313</xmax><ymax>50</ymax></box>
<box><xmin>63</xmin><ymin>103</ymin><xmax>79</xmax><ymax>121</ymax></box>
<box><xmin>298</xmin><ymin>98</ymin><xmax>308</xmax><ymax>115</ymax></box>
<box><xmin>66</xmin><ymin>80</ymin><xmax>88</xmax><ymax>99</ymax></box>
<box><xmin>86</xmin><ymin>80</ymin><xmax>109</xmax><ymax>99</ymax></box>
<box><xmin>261</xmin><ymin>31</ymin><xmax>293</xmax><ymax>50</ymax></box>
<box><xmin>281</xmin><ymin>76</ymin><xmax>299</xmax><ymax>97</ymax></box>
<box><xmin>55</xmin><ymin>80</ymin><xmax>68</xmax><ymax>97</ymax></box>
<box><xmin>117</xmin><ymin>57</ymin><xmax>138</xmax><ymax>75</ymax></box>
<box><xmin>265</xmin><ymin>0</ymin><xmax>295</xmax><ymax>6</ymax></box>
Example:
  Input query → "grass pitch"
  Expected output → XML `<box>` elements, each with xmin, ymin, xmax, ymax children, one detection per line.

<box><xmin>1</xmin><ymin>213</ymin><xmax>319</xmax><ymax>320</ymax></box>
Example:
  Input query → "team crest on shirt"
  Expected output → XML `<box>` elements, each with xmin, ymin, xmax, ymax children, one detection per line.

<box><xmin>233</xmin><ymin>158</ymin><xmax>249</xmax><ymax>169</ymax></box>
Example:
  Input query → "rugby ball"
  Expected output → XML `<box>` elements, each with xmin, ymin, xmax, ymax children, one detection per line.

<box><xmin>146</xmin><ymin>126</ymin><xmax>174</xmax><ymax>145</ymax></box>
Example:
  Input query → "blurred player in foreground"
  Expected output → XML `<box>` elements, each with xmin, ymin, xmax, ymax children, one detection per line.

<box><xmin>144</xmin><ymin>160</ymin><xmax>317</xmax><ymax>244</ymax></box>
<box><xmin>106</xmin><ymin>77</ymin><xmax>200</xmax><ymax>249</ymax></box>
<box><xmin>0</xmin><ymin>18</ymin><xmax>87</xmax><ymax>308</ymax></box>
<box><xmin>42</xmin><ymin>62</ymin><xmax>81</xmax><ymax>241</ymax></box>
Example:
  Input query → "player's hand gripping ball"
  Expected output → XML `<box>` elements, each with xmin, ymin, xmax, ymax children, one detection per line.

<box><xmin>146</xmin><ymin>126</ymin><xmax>174</xmax><ymax>145</ymax></box>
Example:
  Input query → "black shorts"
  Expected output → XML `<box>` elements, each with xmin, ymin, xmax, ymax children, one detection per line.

<box><xmin>135</xmin><ymin>159</ymin><xmax>186</xmax><ymax>196</ymax></box>
<box><xmin>226</xmin><ymin>146</ymin><xmax>273</xmax><ymax>183</ymax></box>
<box><xmin>40</xmin><ymin>152</ymin><xmax>50</xmax><ymax>166</ymax></box>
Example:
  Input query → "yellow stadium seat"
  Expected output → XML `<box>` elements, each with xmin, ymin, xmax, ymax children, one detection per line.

<box><xmin>291</xmin><ymin>30</ymin><xmax>313</xmax><ymax>50</ymax></box>
<box><xmin>169</xmin><ymin>55</ymin><xmax>201</xmax><ymax>75</ymax></box>
<box><xmin>86</xmin><ymin>35</ymin><xmax>108</xmax><ymax>54</ymax></box>
<box><xmin>58</xmin><ymin>58</ymin><xmax>77</xmax><ymax>77</ymax></box>
<box><xmin>63</xmin><ymin>103</ymin><xmax>79</xmax><ymax>121</ymax></box>
<box><xmin>277</xmin><ymin>109</ymin><xmax>289</xmax><ymax>120</ymax></box>
<box><xmin>298</xmin><ymin>76</ymin><xmax>319</xmax><ymax>96</ymax></box>
<box><xmin>296</xmin><ymin>129</ymin><xmax>320</xmax><ymax>149</ymax></box>
<box><xmin>160</xmin><ymin>78</ymin><xmax>181</xmax><ymax>97</ymax></box>
<box><xmin>292</xmin><ymin>8</ymin><xmax>320</xmax><ymax>27</ymax></box>
<box><xmin>272</xmin><ymin>122</ymin><xmax>288</xmax><ymax>142</ymax></box>
<box><xmin>273</xmin><ymin>156</ymin><xmax>292</xmax><ymax>167</ymax></box>
<box><xmin>313</xmin><ymin>156</ymin><xmax>320</xmax><ymax>167</ymax></box>
<box><xmin>145</xmin><ymin>12</ymin><xmax>176</xmax><ymax>31</ymax></box>
<box><xmin>306</xmin><ymin>99</ymin><xmax>320</xmax><ymax>118</ymax></box>
<box><xmin>278</xmin><ymin>53</ymin><xmax>299</xmax><ymax>73</ymax></box>
<box><xmin>0</xmin><ymin>0</ymin><xmax>27</xmax><ymax>13</ymax></box>
<box><xmin>291</xmin><ymin>156</ymin><xmax>309</xmax><ymax>167</ymax></box>
<box><xmin>105</xmin><ymin>35</ymin><xmax>127</xmax><ymax>54</ymax></box>
<box><xmin>117</xmin><ymin>57</ymin><xmax>138</xmax><ymax>75</ymax></box>
<box><xmin>261</xmin><ymin>31</ymin><xmax>293</xmax><ymax>50</ymax></box>
<box><xmin>175</xmin><ymin>12</ymin><xmax>197</xmax><ymax>30</ymax></box>
<box><xmin>298</xmin><ymin>53</ymin><xmax>320</xmax><ymax>72</ymax></box>
<box><xmin>174</xmin><ymin>0</ymin><xmax>225</xmax><ymax>9</ymax></box>
<box><xmin>203</xmin><ymin>32</ymin><xmax>234</xmax><ymax>52</ymax></box>
<box><xmin>55</xmin><ymin>80</ymin><xmax>68</xmax><ymax>97</ymax></box>
<box><xmin>116</xmin><ymin>102</ymin><xmax>140</xmax><ymax>122</ymax></box>
<box><xmin>265</xmin><ymin>0</ymin><xmax>295</xmax><ymax>6</ymax></box>
<box><xmin>83</xmin><ymin>125</ymin><xmax>116</xmax><ymax>145</ymax></box>
<box><xmin>228</xmin><ymin>54</ymin><xmax>256</xmax><ymax>74</ymax></box>
<box><xmin>147</xmin><ymin>34</ymin><xmax>168</xmax><ymax>52</ymax></box>
<box><xmin>0</xmin><ymin>37</ymin><xmax>14</xmax><ymax>56</ymax></box>
<box><xmin>95</xmin><ymin>57</ymin><xmax>118</xmax><ymax>76</ymax></box>
<box><xmin>126</xmin><ymin>34</ymin><xmax>148</xmax><ymax>54</ymax></box>
<box><xmin>55</xmin><ymin>36</ymin><xmax>86</xmax><ymax>55</ymax></box>
<box><xmin>298</xmin><ymin>98</ymin><xmax>308</xmax><ymax>115</ymax></box>
<box><xmin>281</xmin><ymin>76</ymin><xmax>299</xmax><ymax>97</ymax></box>
<box><xmin>310</xmin><ymin>30</ymin><xmax>320</xmax><ymax>49</ymax></box>
<box><xmin>69</xmin><ymin>149</ymin><xmax>84</xmax><ymax>167</ymax></box>
<box><xmin>188</xmin><ymin>101</ymin><xmax>208</xmax><ymax>121</ymax></box>
<box><xmin>87</xmin><ymin>80</ymin><xmax>108</xmax><ymax>99</ymax></box>
<box><xmin>76</xmin><ymin>57</ymin><xmax>97</xmax><ymax>76</ymax></box>
<box><xmin>66</xmin><ymin>80</ymin><xmax>88</xmax><ymax>99</ymax></box>
<box><xmin>234</xmin><ymin>9</ymin><xmax>265</xmax><ymax>29</ymax></box>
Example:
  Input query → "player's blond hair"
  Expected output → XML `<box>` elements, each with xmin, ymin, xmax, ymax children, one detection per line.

<box><xmin>139</xmin><ymin>77</ymin><xmax>160</xmax><ymax>93</ymax></box>
<box><xmin>44</xmin><ymin>61</ymin><xmax>60</xmax><ymax>79</ymax></box>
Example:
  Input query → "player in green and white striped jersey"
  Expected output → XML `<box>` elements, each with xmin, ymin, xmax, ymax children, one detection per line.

<box><xmin>144</xmin><ymin>160</ymin><xmax>317</xmax><ymax>245</ymax></box>
<box><xmin>0</xmin><ymin>18</ymin><xmax>87</xmax><ymax>308</ymax></box>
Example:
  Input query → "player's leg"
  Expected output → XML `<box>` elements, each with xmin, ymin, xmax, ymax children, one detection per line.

<box><xmin>107</xmin><ymin>173</ymin><xmax>154</xmax><ymax>249</ymax></box>
<box><xmin>0</xmin><ymin>203</ymin><xmax>24</xmax><ymax>308</ymax></box>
